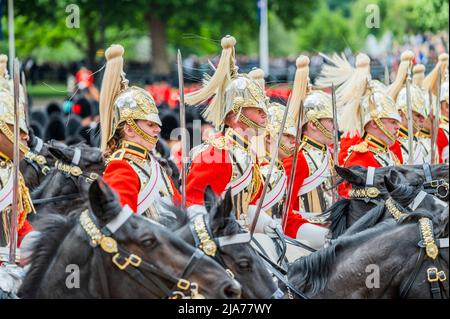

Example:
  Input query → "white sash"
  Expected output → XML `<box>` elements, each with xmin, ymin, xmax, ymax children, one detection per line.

<box><xmin>225</xmin><ymin>162</ymin><xmax>253</xmax><ymax>196</ymax></box>
<box><xmin>0</xmin><ymin>172</ymin><xmax>13</xmax><ymax>212</ymax></box>
<box><xmin>298</xmin><ymin>151</ymin><xmax>330</xmax><ymax>196</ymax></box>
<box><xmin>137</xmin><ymin>156</ymin><xmax>163</xmax><ymax>215</ymax></box>
<box><xmin>262</xmin><ymin>174</ymin><xmax>286</xmax><ymax>210</ymax></box>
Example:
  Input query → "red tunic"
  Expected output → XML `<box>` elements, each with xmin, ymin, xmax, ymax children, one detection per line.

<box><xmin>338</xmin><ymin>134</ymin><xmax>361</xmax><ymax>166</ymax></box>
<box><xmin>437</xmin><ymin>127</ymin><xmax>448</xmax><ymax>163</ymax></box>
<box><xmin>339</xmin><ymin>136</ymin><xmax>387</xmax><ymax>198</ymax></box>
<box><xmin>103</xmin><ymin>150</ymin><xmax>181</xmax><ymax>213</ymax></box>
<box><xmin>186</xmin><ymin>133</ymin><xmax>261</xmax><ymax>207</ymax></box>
<box><xmin>282</xmin><ymin>153</ymin><xmax>311</xmax><ymax>239</ymax></box>
<box><xmin>389</xmin><ymin>140</ymin><xmax>404</xmax><ymax>164</ymax></box>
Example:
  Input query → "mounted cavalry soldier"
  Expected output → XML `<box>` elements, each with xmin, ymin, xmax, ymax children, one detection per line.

<box><xmin>279</xmin><ymin>55</ymin><xmax>330</xmax><ymax>248</ymax></box>
<box><xmin>419</xmin><ymin>53</ymin><xmax>449</xmax><ymax>164</ymax></box>
<box><xmin>393</xmin><ymin>53</ymin><xmax>430</xmax><ymax>164</ymax></box>
<box><xmin>437</xmin><ymin>69</ymin><xmax>449</xmax><ymax>163</ymax></box>
<box><xmin>318</xmin><ymin>53</ymin><xmax>402</xmax><ymax>171</ymax></box>
<box><xmin>184</xmin><ymin>35</ymin><xmax>279</xmax><ymax>235</ymax></box>
<box><xmin>412</xmin><ymin>63</ymin><xmax>435</xmax><ymax>163</ymax></box>
<box><xmin>246</xmin><ymin>68</ymin><xmax>294</xmax><ymax>220</ymax></box>
<box><xmin>99</xmin><ymin>45</ymin><xmax>181</xmax><ymax>222</ymax></box>
<box><xmin>0</xmin><ymin>55</ymin><xmax>34</xmax><ymax>261</ymax></box>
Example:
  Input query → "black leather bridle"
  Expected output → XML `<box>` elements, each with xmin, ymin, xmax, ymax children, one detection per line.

<box><xmin>80</xmin><ymin>208</ymin><xmax>208</xmax><ymax>299</ymax></box>
<box><xmin>32</xmin><ymin>147</ymin><xmax>99</xmax><ymax>206</ymax></box>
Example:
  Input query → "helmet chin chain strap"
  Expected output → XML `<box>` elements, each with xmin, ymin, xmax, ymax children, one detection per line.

<box><xmin>310</xmin><ymin>118</ymin><xmax>333</xmax><ymax>140</ymax></box>
<box><xmin>279</xmin><ymin>142</ymin><xmax>293</xmax><ymax>156</ymax></box>
<box><xmin>373</xmin><ymin>117</ymin><xmax>397</xmax><ymax>143</ymax></box>
<box><xmin>0</xmin><ymin>120</ymin><xmax>30</xmax><ymax>154</ymax></box>
<box><xmin>126</xmin><ymin>119</ymin><xmax>159</xmax><ymax>146</ymax></box>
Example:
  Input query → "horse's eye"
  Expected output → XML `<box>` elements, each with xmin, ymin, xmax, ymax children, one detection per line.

<box><xmin>237</xmin><ymin>260</ymin><xmax>251</xmax><ymax>271</ymax></box>
<box><xmin>141</xmin><ymin>238</ymin><xmax>155</xmax><ymax>247</ymax></box>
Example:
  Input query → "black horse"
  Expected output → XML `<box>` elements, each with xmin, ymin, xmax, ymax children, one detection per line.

<box><xmin>288</xmin><ymin>207</ymin><xmax>448</xmax><ymax>298</ymax></box>
<box><xmin>29</xmin><ymin>142</ymin><xmax>104</xmax><ymax>219</ymax></box>
<box><xmin>327</xmin><ymin>164</ymin><xmax>449</xmax><ymax>238</ymax></box>
<box><xmin>19</xmin><ymin>178</ymin><xmax>242</xmax><ymax>299</ymax></box>
<box><xmin>175</xmin><ymin>187</ymin><xmax>282</xmax><ymax>299</ymax></box>
<box><xmin>20</xmin><ymin>134</ymin><xmax>64</xmax><ymax>191</ymax></box>
<box><xmin>341</xmin><ymin>170</ymin><xmax>448</xmax><ymax>238</ymax></box>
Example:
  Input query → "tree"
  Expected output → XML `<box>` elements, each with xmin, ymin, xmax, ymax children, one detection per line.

<box><xmin>297</xmin><ymin>1</ymin><xmax>354</xmax><ymax>53</ymax></box>
<box><xmin>11</xmin><ymin>0</ymin><xmax>143</xmax><ymax>68</ymax></box>
<box><xmin>132</xmin><ymin>0</ymin><xmax>317</xmax><ymax>77</ymax></box>
<box><xmin>8</xmin><ymin>0</ymin><xmax>317</xmax><ymax>76</ymax></box>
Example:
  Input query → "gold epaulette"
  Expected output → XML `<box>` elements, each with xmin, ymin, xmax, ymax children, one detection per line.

<box><xmin>348</xmin><ymin>141</ymin><xmax>369</xmax><ymax>154</ymax></box>
<box><xmin>207</xmin><ymin>136</ymin><xmax>227</xmax><ymax>150</ymax></box>
<box><xmin>108</xmin><ymin>149</ymin><xmax>126</xmax><ymax>162</ymax></box>
<box><xmin>124</xmin><ymin>153</ymin><xmax>146</xmax><ymax>170</ymax></box>
<box><xmin>343</xmin><ymin>141</ymin><xmax>368</xmax><ymax>164</ymax></box>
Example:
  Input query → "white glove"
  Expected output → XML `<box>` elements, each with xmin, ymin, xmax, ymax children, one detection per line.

<box><xmin>244</xmin><ymin>205</ymin><xmax>279</xmax><ymax>234</ymax></box>
<box><xmin>296</xmin><ymin>223</ymin><xmax>329</xmax><ymax>250</ymax></box>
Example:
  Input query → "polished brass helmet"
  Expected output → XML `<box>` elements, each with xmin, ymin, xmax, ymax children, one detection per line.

<box><xmin>99</xmin><ymin>45</ymin><xmax>161</xmax><ymax>151</ymax></box>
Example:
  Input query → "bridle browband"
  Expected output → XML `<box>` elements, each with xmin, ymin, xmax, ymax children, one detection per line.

<box><xmin>348</xmin><ymin>164</ymin><xmax>449</xmax><ymax>201</ymax></box>
<box><xmin>32</xmin><ymin>147</ymin><xmax>100</xmax><ymax>206</ymax></box>
<box><xmin>189</xmin><ymin>213</ymin><xmax>284</xmax><ymax>299</ymax></box>
<box><xmin>80</xmin><ymin>207</ymin><xmax>207</xmax><ymax>299</ymax></box>
<box><xmin>24</xmin><ymin>137</ymin><xmax>51</xmax><ymax>177</ymax></box>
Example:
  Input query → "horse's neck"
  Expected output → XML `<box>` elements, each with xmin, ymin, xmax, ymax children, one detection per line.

<box><xmin>348</xmin><ymin>200</ymin><xmax>372</xmax><ymax>225</ymax></box>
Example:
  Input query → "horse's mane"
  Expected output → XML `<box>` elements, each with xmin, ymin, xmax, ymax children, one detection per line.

<box><xmin>19</xmin><ymin>212</ymin><xmax>78</xmax><ymax>298</ymax></box>
<box><xmin>326</xmin><ymin>199</ymin><xmax>351</xmax><ymax>239</ymax></box>
<box><xmin>344</xmin><ymin>200</ymin><xmax>387</xmax><ymax>237</ymax></box>
<box><xmin>30</xmin><ymin>168</ymin><xmax>59</xmax><ymax>199</ymax></box>
<box><xmin>289</xmin><ymin>209</ymin><xmax>436</xmax><ymax>296</ymax></box>
<box><xmin>288</xmin><ymin>219</ymin><xmax>400</xmax><ymax>295</ymax></box>
<box><xmin>162</xmin><ymin>202</ymin><xmax>189</xmax><ymax>231</ymax></box>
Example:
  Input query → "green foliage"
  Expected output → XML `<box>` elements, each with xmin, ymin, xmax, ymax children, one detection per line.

<box><xmin>298</xmin><ymin>1</ymin><xmax>353</xmax><ymax>53</ymax></box>
<box><xmin>1</xmin><ymin>0</ymin><xmax>447</xmax><ymax>65</ymax></box>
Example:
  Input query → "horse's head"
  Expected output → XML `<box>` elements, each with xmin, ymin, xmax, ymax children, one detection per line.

<box><xmin>30</xmin><ymin>143</ymin><xmax>104</xmax><ymax>215</ymax></box>
<box><xmin>86</xmin><ymin>179</ymin><xmax>242</xmax><ymax>299</ymax></box>
<box><xmin>384</xmin><ymin>170</ymin><xmax>448</xmax><ymax>215</ymax></box>
<box><xmin>48</xmin><ymin>142</ymin><xmax>104</xmax><ymax>175</ymax></box>
<box><xmin>203</xmin><ymin>187</ymin><xmax>281</xmax><ymax>299</ymax></box>
<box><xmin>20</xmin><ymin>135</ymin><xmax>56</xmax><ymax>191</ymax></box>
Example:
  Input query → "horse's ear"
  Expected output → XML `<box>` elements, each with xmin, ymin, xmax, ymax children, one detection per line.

<box><xmin>211</xmin><ymin>188</ymin><xmax>233</xmax><ymax>233</ymax></box>
<box><xmin>89</xmin><ymin>177</ymin><xmax>122</xmax><ymax>226</ymax></box>
<box><xmin>204</xmin><ymin>185</ymin><xmax>217</xmax><ymax>213</ymax></box>
<box><xmin>384</xmin><ymin>174</ymin><xmax>397</xmax><ymax>193</ymax></box>
<box><xmin>389</xmin><ymin>169</ymin><xmax>402</xmax><ymax>184</ymax></box>
<box><xmin>48</xmin><ymin>145</ymin><xmax>72</xmax><ymax>163</ymax></box>
<box><xmin>335</xmin><ymin>165</ymin><xmax>365</xmax><ymax>185</ymax></box>
<box><xmin>27</xmin><ymin>127</ymin><xmax>36</xmax><ymax>148</ymax></box>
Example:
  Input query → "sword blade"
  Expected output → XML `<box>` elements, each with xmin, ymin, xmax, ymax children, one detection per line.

<box><xmin>429</xmin><ymin>89</ymin><xmax>436</xmax><ymax>163</ymax></box>
<box><xmin>177</xmin><ymin>49</ymin><xmax>188</xmax><ymax>209</ymax></box>
<box><xmin>384</xmin><ymin>64</ymin><xmax>390</xmax><ymax>86</ymax></box>
<box><xmin>405</xmin><ymin>67</ymin><xmax>415</xmax><ymax>164</ymax></box>
<box><xmin>21</xmin><ymin>70</ymin><xmax>30</xmax><ymax>127</ymax></box>
<box><xmin>331</xmin><ymin>83</ymin><xmax>339</xmax><ymax>204</ymax></box>
<box><xmin>9</xmin><ymin>58</ymin><xmax>20</xmax><ymax>264</ymax></box>
<box><xmin>281</xmin><ymin>100</ymin><xmax>305</xmax><ymax>233</ymax></box>
<box><xmin>250</xmin><ymin>96</ymin><xmax>291</xmax><ymax>236</ymax></box>
<box><xmin>432</xmin><ymin>69</ymin><xmax>442</xmax><ymax>164</ymax></box>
